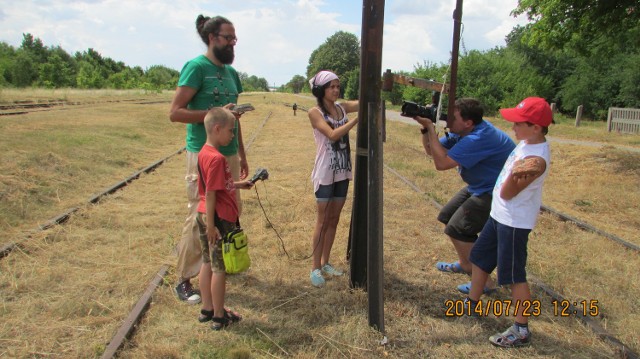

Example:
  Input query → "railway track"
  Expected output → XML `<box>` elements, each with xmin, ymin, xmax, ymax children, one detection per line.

<box><xmin>0</xmin><ymin>147</ymin><xmax>185</xmax><ymax>259</ymax></box>
<box><xmin>0</xmin><ymin>98</ymin><xmax>169</xmax><ymax>116</ymax></box>
<box><xmin>2</xmin><ymin>102</ymin><xmax>637</xmax><ymax>358</ymax></box>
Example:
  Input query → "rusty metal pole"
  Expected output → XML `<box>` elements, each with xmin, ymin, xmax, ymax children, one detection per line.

<box><xmin>349</xmin><ymin>0</ymin><xmax>385</xmax><ymax>331</ymax></box>
<box><xmin>447</xmin><ymin>0</ymin><xmax>463</xmax><ymax>117</ymax></box>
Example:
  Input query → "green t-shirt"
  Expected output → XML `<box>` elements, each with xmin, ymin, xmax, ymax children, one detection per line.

<box><xmin>177</xmin><ymin>55</ymin><xmax>243</xmax><ymax>155</ymax></box>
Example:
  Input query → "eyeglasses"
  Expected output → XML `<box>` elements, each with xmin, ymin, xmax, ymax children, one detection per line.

<box><xmin>216</xmin><ymin>34</ymin><xmax>237</xmax><ymax>42</ymax></box>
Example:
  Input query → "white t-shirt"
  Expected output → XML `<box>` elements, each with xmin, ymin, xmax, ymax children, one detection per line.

<box><xmin>490</xmin><ymin>140</ymin><xmax>550</xmax><ymax>229</ymax></box>
<box><xmin>311</xmin><ymin>103</ymin><xmax>352</xmax><ymax>193</ymax></box>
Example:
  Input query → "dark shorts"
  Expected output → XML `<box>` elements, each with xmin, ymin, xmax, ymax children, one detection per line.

<box><xmin>196</xmin><ymin>213</ymin><xmax>236</xmax><ymax>273</ymax></box>
<box><xmin>315</xmin><ymin>179</ymin><xmax>349</xmax><ymax>202</ymax></box>
<box><xmin>437</xmin><ymin>187</ymin><xmax>492</xmax><ymax>243</ymax></box>
<box><xmin>470</xmin><ymin>217</ymin><xmax>530</xmax><ymax>286</ymax></box>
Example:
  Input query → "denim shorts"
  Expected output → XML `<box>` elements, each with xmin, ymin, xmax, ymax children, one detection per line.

<box><xmin>315</xmin><ymin>179</ymin><xmax>349</xmax><ymax>202</ymax></box>
<box><xmin>437</xmin><ymin>187</ymin><xmax>492</xmax><ymax>243</ymax></box>
<box><xmin>470</xmin><ymin>217</ymin><xmax>531</xmax><ymax>286</ymax></box>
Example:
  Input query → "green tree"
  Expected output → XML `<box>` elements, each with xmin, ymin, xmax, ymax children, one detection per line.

<box><xmin>10</xmin><ymin>50</ymin><xmax>37</xmax><ymax>87</ymax></box>
<box><xmin>512</xmin><ymin>0</ymin><xmax>639</xmax><ymax>52</ymax></box>
<box><xmin>143</xmin><ymin>65</ymin><xmax>179</xmax><ymax>90</ymax></box>
<box><xmin>38</xmin><ymin>53</ymin><xmax>73</xmax><ymax>88</ymax></box>
<box><xmin>306</xmin><ymin>31</ymin><xmax>360</xmax><ymax>92</ymax></box>
<box><xmin>74</xmin><ymin>48</ymin><xmax>123</xmax><ymax>85</ymax></box>
<box><xmin>505</xmin><ymin>26</ymin><xmax>575</xmax><ymax>106</ymax></box>
<box><xmin>285</xmin><ymin>74</ymin><xmax>306</xmax><ymax>94</ymax></box>
<box><xmin>76</xmin><ymin>61</ymin><xmax>104</xmax><ymax>88</ymax></box>
<box><xmin>107</xmin><ymin>67</ymin><xmax>142</xmax><ymax>89</ymax></box>
<box><xmin>20</xmin><ymin>33</ymin><xmax>47</xmax><ymax>63</ymax></box>
<box><xmin>0</xmin><ymin>42</ymin><xmax>16</xmax><ymax>86</ymax></box>
<box><xmin>616</xmin><ymin>54</ymin><xmax>640</xmax><ymax>108</ymax></box>
<box><xmin>50</xmin><ymin>46</ymin><xmax>77</xmax><ymax>87</ymax></box>
<box><xmin>240</xmin><ymin>73</ymin><xmax>269</xmax><ymax>92</ymax></box>
<box><xmin>343</xmin><ymin>68</ymin><xmax>359</xmax><ymax>100</ymax></box>
<box><xmin>456</xmin><ymin>48</ymin><xmax>552</xmax><ymax>114</ymax></box>
<box><xmin>509</xmin><ymin>2</ymin><xmax>639</xmax><ymax>118</ymax></box>
<box><xmin>558</xmin><ymin>52</ymin><xmax>640</xmax><ymax>119</ymax></box>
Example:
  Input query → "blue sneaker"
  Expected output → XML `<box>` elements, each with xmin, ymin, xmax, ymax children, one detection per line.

<box><xmin>310</xmin><ymin>269</ymin><xmax>325</xmax><ymax>288</ymax></box>
<box><xmin>321</xmin><ymin>263</ymin><xmax>344</xmax><ymax>277</ymax></box>
<box><xmin>457</xmin><ymin>281</ymin><xmax>497</xmax><ymax>295</ymax></box>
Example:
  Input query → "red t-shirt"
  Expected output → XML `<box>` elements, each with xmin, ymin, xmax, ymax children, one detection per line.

<box><xmin>197</xmin><ymin>144</ymin><xmax>238</xmax><ymax>223</ymax></box>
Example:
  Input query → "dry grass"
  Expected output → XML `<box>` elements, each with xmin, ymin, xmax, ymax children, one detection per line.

<box><xmin>0</xmin><ymin>90</ymin><xmax>182</xmax><ymax>239</ymax></box>
<box><xmin>0</xmin><ymin>91</ymin><xmax>638</xmax><ymax>358</ymax></box>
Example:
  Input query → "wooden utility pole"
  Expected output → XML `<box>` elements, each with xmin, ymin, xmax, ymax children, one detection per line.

<box><xmin>349</xmin><ymin>0</ymin><xmax>385</xmax><ymax>331</ymax></box>
<box><xmin>575</xmin><ymin>105</ymin><xmax>583</xmax><ymax>127</ymax></box>
<box><xmin>349</xmin><ymin>0</ymin><xmax>463</xmax><ymax>332</ymax></box>
<box><xmin>447</xmin><ymin>0</ymin><xmax>463</xmax><ymax>116</ymax></box>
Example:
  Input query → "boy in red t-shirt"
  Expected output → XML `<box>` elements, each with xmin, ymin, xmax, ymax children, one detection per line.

<box><xmin>196</xmin><ymin>107</ymin><xmax>253</xmax><ymax>330</ymax></box>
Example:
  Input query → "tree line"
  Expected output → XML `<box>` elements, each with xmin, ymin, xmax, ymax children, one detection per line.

<box><xmin>281</xmin><ymin>1</ymin><xmax>638</xmax><ymax>120</ymax></box>
<box><xmin>3</xmin><ymin>0</ymin><xmax>638</xmax><ymax>120</ymax></box>
<box><xmin>0</xmin><ymin>33</ymin><xmax>271</xmax><ymax>93</ymax></box>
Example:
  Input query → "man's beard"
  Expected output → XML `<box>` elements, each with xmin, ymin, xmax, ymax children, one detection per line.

<box><xmin>214</xmin><ymin>45</ymin><xmax>235</xmax><ymax>64</ymax></box>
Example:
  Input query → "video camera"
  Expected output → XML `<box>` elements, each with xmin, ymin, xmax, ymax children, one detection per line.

<box><xmin>400</xmin><ymin>101</ymin><xmax>446</xmax><ymax>123</ymax></box>
<box><xmin>249</xmin><ymin>167</ymin><xmax>269</xmax><ymax>184</ymax></box>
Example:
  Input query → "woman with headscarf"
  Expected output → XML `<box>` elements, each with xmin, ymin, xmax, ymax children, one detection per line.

<box><xmin>307</xmin><ymin>70</ymin><xmax>359</xmax><ymax>288</ymax></box>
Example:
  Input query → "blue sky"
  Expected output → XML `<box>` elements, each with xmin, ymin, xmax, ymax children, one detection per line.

<box><xmin>0</xmin><ymin>0</ymin><xmax>529</xmax><ymax>86</ymax></box>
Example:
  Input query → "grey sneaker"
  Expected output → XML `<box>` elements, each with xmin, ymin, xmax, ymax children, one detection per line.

<box><xmin>321</xmin><ymin>263</ymin><xmax>344</xmax><ymax>277</ymax></box>
<box><xmin>489</xmin><ymin>325</ymin><xmax>531</xmax><ymax>348</ymax></box>
<box><xmin>175</xmin><ymin>280</ymin><xmax>201</xmax><ymax>304</ymax></box>
<box><xmin>310</xmin><ymin>269</ymin><xmax>325</xmax><ymax>288</ymax></box>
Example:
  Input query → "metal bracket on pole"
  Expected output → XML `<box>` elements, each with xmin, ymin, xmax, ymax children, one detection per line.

<box><xmin>382</xmin><ymin>69</ymin><xmax>450</xmax><ymax>93</ymax></box>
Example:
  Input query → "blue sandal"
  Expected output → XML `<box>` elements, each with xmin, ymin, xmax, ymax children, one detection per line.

<box><xmin>457</xmin><ymin>281</ymin><xmax>497</xmax><ymax>295</ymax></box>
<box><xmin>436</xmin><ymin>261</ymin><xmax>470</xmax><ymax>274</ymax></box>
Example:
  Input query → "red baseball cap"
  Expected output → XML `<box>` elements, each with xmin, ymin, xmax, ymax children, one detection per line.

<box><xmin>499</xmin><ymin>97</ymin><xmax>553</xmax><ymax>127</ymax></box>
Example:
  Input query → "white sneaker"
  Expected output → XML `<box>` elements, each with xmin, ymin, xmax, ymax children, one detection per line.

<box><xmin>310</xmin><ymin>269</ymin><xmax>325</xmax><ymax>288</ymax></box>
<box><xmin>321</xmin><ymin>263</ymin><xmax>344</xmax><ymax>277</ymax></box>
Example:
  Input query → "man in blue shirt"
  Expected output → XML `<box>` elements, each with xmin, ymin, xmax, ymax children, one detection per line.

<box><xmin>414</xmin><ymin>98</ymin><xmax>515</xmax><ymax>293</ymax></box>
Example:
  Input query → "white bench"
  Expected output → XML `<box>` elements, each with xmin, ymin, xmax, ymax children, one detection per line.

<box><xmin>607</xmin><ymin>107</ymin><xmax>640</xmax><ymax>134</ymax></box>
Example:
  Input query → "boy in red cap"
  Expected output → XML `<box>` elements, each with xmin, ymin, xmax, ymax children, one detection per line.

<box><xmin>463</xmin><ymin>97</ymin><xmax>553</xmax><ymax>347</ymax></box>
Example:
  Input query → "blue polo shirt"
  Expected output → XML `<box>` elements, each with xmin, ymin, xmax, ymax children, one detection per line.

<box><xmin>440</xmin><ymin>120</ymin><xmax>515</xmax><ymax>195</ymax></box>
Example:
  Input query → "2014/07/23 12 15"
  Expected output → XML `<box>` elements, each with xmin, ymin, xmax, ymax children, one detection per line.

<box><xmin>444</xmin><ymin>299</ymin><xmax>600</xmax><ymax>317</ymax></box>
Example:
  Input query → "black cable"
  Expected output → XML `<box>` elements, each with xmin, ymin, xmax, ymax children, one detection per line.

<box><xmin>253</xmin><ymin>181</ymin><xmax>330</xmax><ymax>261</ymax></box>
<box><xmin>253</xmin><ymin>184</ymin><xmax>290</xmax><ymax>258</ymax></box>
<box><xmin>255</xmin><ymin>103</ymin><xmax>348</xmax><ymax>262</ymax></box>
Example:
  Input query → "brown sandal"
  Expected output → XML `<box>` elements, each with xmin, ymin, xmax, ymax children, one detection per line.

<box><xmin>198</xmin><ymin>309</ymin><xmax>214</xmax><ymax>323</ymax></box>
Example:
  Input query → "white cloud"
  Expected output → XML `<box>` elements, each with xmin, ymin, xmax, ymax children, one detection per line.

<box><xmin>0</xmin><ymin>0</ymin><xmax>530</xmax><ymax>86</ymax></box>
